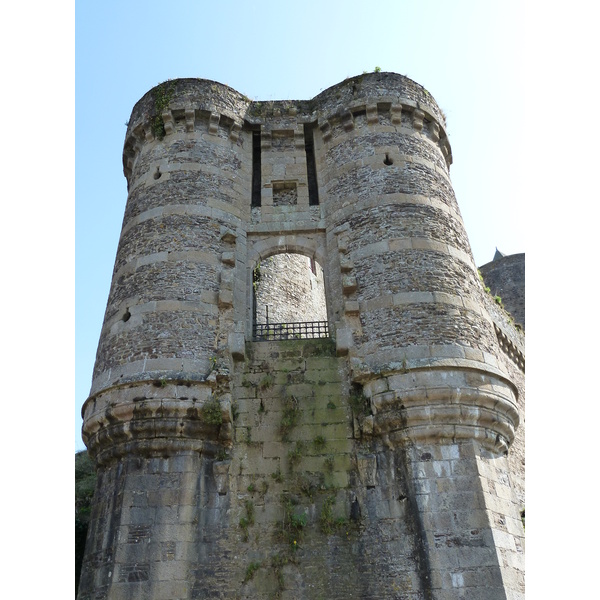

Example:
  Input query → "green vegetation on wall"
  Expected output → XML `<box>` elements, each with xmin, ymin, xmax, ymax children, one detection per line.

<box><xmin>151</xmin><ymin>80</ymin><xmax>176</xmax><ymax>140</ymax></box>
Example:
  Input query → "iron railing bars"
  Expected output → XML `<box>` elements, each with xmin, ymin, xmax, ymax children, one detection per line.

<box><xmin>252</xmin><ymin>320</ymin><xmax>329</xmax><ymax>341</ymax></box>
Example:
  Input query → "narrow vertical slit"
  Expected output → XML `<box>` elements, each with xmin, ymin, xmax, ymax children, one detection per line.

<box><xmin>304</xmin><ymin>124</ymin><xmax>319</xmax><ymax>206</ymax></box>
<box><xmin>251</xmin><ymin>130</ymin><xmax>261</xmax><ymax>207</ymax></box>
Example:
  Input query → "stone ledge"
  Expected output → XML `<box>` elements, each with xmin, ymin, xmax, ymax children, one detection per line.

<box><xmin>82</xmin><ymin>386</ymin><xmax>232</xmax><ymax>465</ymax></box>
<box><xmin>119</xmin><ymin>202</ymin><xmax>244</xmax><ymax>243</ymax></box>
<box><xmin>350</xmin><ymin>348</ymin><xmax>516</xmax><ymax>392</ymax></box>
<box><xmin>357</xmin><ymin>291</ymin><xmax>485</xmax><ymax>319</ymax></box>
<box><xmin>89</xmin><ymin>357</ymin><xmax>216</xmax><ymax>397</ymax></box>
<box><xmin>362</xmin><ymin>368</ymin><xmax>518</xmax><ymax>455</ymax></box>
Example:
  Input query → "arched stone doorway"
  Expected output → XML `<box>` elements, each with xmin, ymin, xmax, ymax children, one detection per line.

<box><xmin>252</xmin><ymin>252</ymin><xmax>328</xmax><ymax>340</ymax></box>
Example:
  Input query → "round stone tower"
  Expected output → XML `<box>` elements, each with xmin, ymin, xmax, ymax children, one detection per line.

<box><xmin>311</xmin><ymin>74</ymin><xmax>519</xmax><ymax>453</ymax></box>
<box><xmin>79</xmin><ymin>73</ymin><xmax>524</xmax><ymax>600</ymax></box>
<box><xmin>310</xmin><ymin>75</ymin><xmax>523</xmax><ymax>600</ymax></box>
<box><xmin>80</xmin><ymin>80</ymin><xmax>253</xmax><ymax>597</ymax></box>
<box><xmin>82</xmin><ymin>79</ymin><xmax>252</xmax><ymax>465</ymax></box>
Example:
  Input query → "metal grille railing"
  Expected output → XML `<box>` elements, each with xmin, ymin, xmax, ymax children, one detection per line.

<box><xmin>253</xmin><ymin>321</ymin><xmax>330</xmax><ymax>341</ymax></box>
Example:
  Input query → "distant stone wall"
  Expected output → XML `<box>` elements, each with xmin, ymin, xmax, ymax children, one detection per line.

<box><xmin>479</xmin><ymin>253</ymin><xmax>525</xmax><ymax>329</ymax></box>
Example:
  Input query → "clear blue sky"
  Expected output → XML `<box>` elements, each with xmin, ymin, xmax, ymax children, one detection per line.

<box><xmin>5</xmin><ymin>1</ymin><xmax>597</xmax><ymax>596</ymax></box>
<box><xmin>75</xmin><ymin>1</ymin><xmax>534</xmax><ymax>451</ymax></box>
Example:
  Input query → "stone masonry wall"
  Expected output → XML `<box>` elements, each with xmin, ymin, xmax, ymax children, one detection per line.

<box><xmin>228</xmin><ymin>340</ymin><xmax>429</xmax><ymax>599</ymax></box>
<box><xmin>80</xmin><ymin>73</ymin><xmax>525</xmax><ymax>600</ymax></box>
<box><xmin>479</xmin><ymin>253</ymin><xmax>525</xmax><ymax>330</ymax></box>
<box><xmin>253</xmin><ymin>253</ymin><xmax>327</xmax><ymax>326</ymax></box>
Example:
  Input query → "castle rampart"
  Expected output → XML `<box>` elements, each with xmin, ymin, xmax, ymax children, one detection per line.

<box><xmin>80</xmin><ymin>72</ymin><xmax>524</xmax><ymax>600</ymax></box>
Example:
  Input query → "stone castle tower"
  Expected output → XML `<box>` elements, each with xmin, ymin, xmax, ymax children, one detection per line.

<box><xmin>79</xmin><ymin>72</ymin><xmax>525</xmax><ymax>599</ymax></box>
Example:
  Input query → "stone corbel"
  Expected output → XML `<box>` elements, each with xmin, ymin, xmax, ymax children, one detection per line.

<box><xmin>440</xmin><ymin>138</ymin><xmax>451</xmax><ymax>160</ymax></box>
<box><xmin>220</xmin><ymin>227</ymin><xmax>237</xmax><ymax>243</ymax></box>
<box><xmin>221</xmin><ymin>251</ymin><xmax>235</xmax><ymax>266</ymax></box>
<box><xmin>185</xmin><ymin>108</ymin><xmax>195</xmax><ymax>132</ymax></box>
<box><xmin>208</xmin><ymin>111</ymin><xmax>220</xmax><ymax>135</ymax></box>
<box><xmin>294</xmin><ymin>126</ymin><xmax>305</xmax><ymax>149</ymax></box>
<box><xmin>342</xmin><ymin>275</ymin><xmax>358</xmax><ymax>295</ymax></box>
<box><xmin>391</xmin><ymin>104</ymin><xmax>402</xmax><ymax>125</ymax></box>
<box><xmin>341</xmin><ymin>110</ymin><xmax>354</xmax><ymax>132</ymax></box>
<box><xmin>412</xmin><ymin>108</ymin><xmax>425</xmax><ymax>132</ymax></box>
<box><xmin>344</xmin><ymin>300</ymin><xmax>360</xmax><ymax>315</ymax></box>
<box><xmin>230</xmin><ymin>121</ymin><xmax>242</xmax><ymax>142</ymax></box>
<box><xmin>261</xmin><ymin>129</ymin><xmax>272</xmax><ymax>149</ymax></box>
<box><xmin>340</xmin><ymin>257</ymin><xmax>354</xmax><ymax>273</ymax></box>
<box><xmin>319</xmin><ymin>119</ymin><xmax>332</xmax><ymax>142</ymax></box>
<box><xmin>366</xmin><ymin>103</ymin><xmax>378</xmax><ymax>125</ymax></box>
<box><xmin>337</xmin><ymin>234</ymin><xmax>349</xmax><ymax>255</ymax></box>
<box><xmin>162</xmin><ymin>110</ymin><xmax>175</xmax><ymax>136</ymax></box>
<box><xmin>144</xmin><ymin>124</ymin><xmax>154</xmax><ymax>142</ymax></box>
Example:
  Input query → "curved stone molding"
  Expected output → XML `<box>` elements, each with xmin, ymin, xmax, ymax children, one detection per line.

<box><xmin>362</xmin><ymin>367</ymin><xmax>519</xmax><ymax>454</ymax></box>
<box><xmin>247</xmin><ymin>231</ymin><xmax>328</xmax><ymax>269</ymax></box>
<box><xmin>90</xmin><ymin>354</ymin><xmax>217</xmax><ymax>397</ymax></box>
<box><xmin>82</xmin><ymin>381</ymin><xmax>232</xmax><ymax>465</ymax></box>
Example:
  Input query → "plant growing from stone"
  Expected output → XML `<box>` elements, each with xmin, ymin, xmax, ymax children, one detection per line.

<box><xmin>239</xmin><ymin>500</ymin><xmax>255</xmax><ymax>542</ymax></box>
<box><xmin>151</xmin><ymin>80</ymin><xmax>176</xmax><ymax>140</ymax></box>
<box><xmin>287</xmin><ymin>442</ymin><xmax>304</xmax><ymax>470</ymax></box>
<box><xmin>280</xmin><ymin>494</ymin><xmax>307</xmax><ymax>550</ymax></box>
<box><xmin>259</xmin><ymin>374</ymin><xmax>273</xmax><ymax>390</ymax></box>
<box><xmin>243</xmin><ymin>561</ymin><xmax>262</xmax><ymax>583</ymax></box>
<box><xmin>312</xmin><ymin>435</ymin><xmax>326</xmax><ymax>451</ymax></box>
<box><xmin>202</xmin><ymin>399</ymin><xmax>222</xmax><ymax>426</ymax></box>
<box><xmin>280</xmin><ymin>394</ymin><xmax>300</xmax><ymax>440</ymax></box>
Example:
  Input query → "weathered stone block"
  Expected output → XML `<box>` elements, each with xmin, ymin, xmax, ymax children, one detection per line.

<box><xmin>335</xmin><ymin>327</ymin><xmax>353</xmax><ymax>356</ymax></box>
<box><xmin>228</xmin><ymin>332</ymin><xmax>245</xmax><ymax>361</ymax></box>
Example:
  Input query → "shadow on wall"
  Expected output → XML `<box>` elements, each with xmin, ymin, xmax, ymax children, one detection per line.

<box><xmin>75</xmin><ymin>450</ymin><xmax>96</xmax><ymax>595</ymax></box>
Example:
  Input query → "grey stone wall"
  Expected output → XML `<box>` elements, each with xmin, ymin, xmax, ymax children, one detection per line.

<box><xmin>80</xmin><ymin>73</ymin><xmax>525</xmax><ymax>599</ymax></box>
<box><xmin>479</xmin><ymin>253</ymin><xmax>525</xmax><ymax>330</ymax></box>
<box><xmin>253</xmin><ymin>253</ymin><xmax>327</xmax><ymax>325</ymax></box>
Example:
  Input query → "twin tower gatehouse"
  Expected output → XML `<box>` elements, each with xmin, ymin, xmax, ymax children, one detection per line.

<box><xmin>79</xmin><ymin>72</ymin><xmax>525</xmax><ymax>600</ymax></box>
